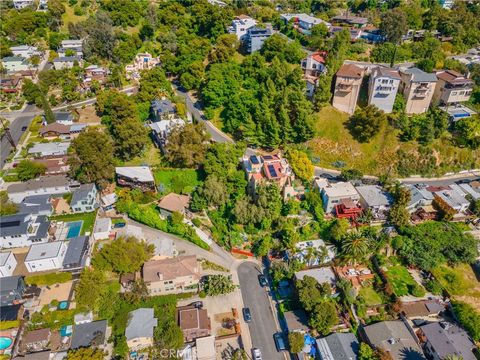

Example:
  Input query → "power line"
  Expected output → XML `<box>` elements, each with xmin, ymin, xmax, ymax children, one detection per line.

<box><xmin>0</xmin><ymin>117</ymin><xmax>16</xmax><ymax>149</ymax></box>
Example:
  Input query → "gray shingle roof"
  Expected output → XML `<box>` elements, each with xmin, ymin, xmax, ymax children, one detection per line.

<box><xmin>54</xmin><ymin>112</ymin><xmax>73</xmax><ymax>122</ymax></box>
<box><xmin>401</xmin><ymin>67</ymin><xmax>437</xmax><ymax>82</ymax></box>
<box><xmin>316</xmin><ymin>332</ymin><xmax>359</xmax><ymax>360</ymax></box>
<box><xmin>71</xmin><ymin>183</ymin><xmax>95</xmax><ymax>206</ymax></box>
<box><xmin>151</xmin><ymin>98</ymin><xmax>175</xmax><ymax>115</ymax></box>
<box><xmin>0</xmin><ymin>213</ymin><xmax>31</xmax><ymax>237</ymax></box>
<box><xmin>356</xmin><ymin>185</ymin><xmax>392</xmax><ymax>207</ymax></box>
<box><xmin>421</xmin><ymin>322</ymin><xmax>476</xmax><ymax>360</ymax></box>
<box><xmin>19</xmin><ymin>194</ymin><xmax>53</xmax><ymax>215</ymax></box>
<box><xmin>7</xmin><ymin>175</ymin><xmax>70</xmax><ymax>194</ymax></box>
<box><xmin>63</xmin><ymin>236</ymin><xmax>89</xmax><ymax>268</ymax></box>
<box><xmin>125</xmin><ymin>308</ymin><xmax>157</xmax><ymax>341</ymax></box>
<box><xmin>0</xmin><ymin>275</ymin><xmax>23</xmax><ymax>292</ymax></box>
<box><xmin>71</xmin><ymin>320</ymin><xmax>107</xmax><ymax>349</ymax></box>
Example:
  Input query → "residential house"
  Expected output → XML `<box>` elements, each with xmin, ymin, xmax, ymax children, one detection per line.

<box><xmin>7</xmin><ymin>175</ymin><xmax>72</xmax><ymax>203</ymax></box>
<box><xmin>0</xmin><ymin>75</ymin><xmax>22</xmax><ymax>93</ymax></box>
<box><xmin>400</xmin><ymin>299</ymin><xmax>444</xmax><ymax>319</ymax></box>
<box><xmin>332</xmin><ymin>64</ymin><xmax>364</xmax><ymax>115</ymax></box>
<box><xmin>281</xmin><ymin>13</ymin><xmax>331</xmax><ymax>35</ymax></box>
<box><xmin>10</xmin><ymin>45</ymin><xmax>40</xmax><ymax>59</ymax></box>
<box><xmin>53</xmin><ymin>56</ymin><xmax>78</xmax><ymax>70</ymax></box>
<box><xmin>57</xmin><ymin>47</ymin><xmax>83</xmax><ymax>59</ymax></box>
<box><xmin>24</xmin><ymin>241</ymin><xmax>67</xmax><ymax>273</ymax></box>
<box><xmin>431</xmin><ymin>183</ymin><xmax>471</xmax><ymax>216</ymax></box>
<box><xmin>1</xmin><ymin>57</ymin><xmax>32</xmax><ymax>73</ymax></box>
<box><xmin>35</xmin><ymin>157</ymin><xmax>70</xmax><ymax>175</ymax></box>
<box><xmin>28</xmin><ymin>142</ymin><xmax>70</xmax><ymax>158</ymax></box>
<box><xmin>92</xmin><ymin>218</ymin><xmax>111</xmax><ymax>241</ymax></box>
<box><xmin>334</xmin><ymin>264</ymin><xmax>374</xmax><ymax>290</ymax></box>
<box><xmin>301</xmin><ymin>51</ymin><xmax>327</xmax><ymax>97</ymax></box>
<box><xmin>158</xmin><ymin>193</ymin><xmax>190</xmax><ymax>218</ymax></box>
<box><xmin>355</xmin><ymin>185</ymin><xmax>392</xmax><ymax>219</ymax></box>
<box><xmin>399</xmin><ymin>67</ymin><xmax>437</xmax><ymax>114</ymax></box>
<box><xmin>71</xmin><ymin>183</ymin><xmax>98</xmax><ymax>213</ymax></box>
<box><xmin>368</xmin><ymin>66</ymin><xmax>401</xmax><ymax>113</ymax></box>
<box><xmin>246</xmin><ymin>26</ymin><xmax>272</xmax><ymax>53</ymax></box>
<box><xmin>18</xmin><ymin>194</ymin><xmax>53</xmax><ymax>216</ymax></box>
<box><xmin>143</xmin><ymin>255</ymin><xmax>200</xmax><ymax>295</ymax></box>
<box><xmin>0</xmin><ymin>275</ymin><xmax>26</xmax><ymax>306</ymax></box>
<box><xmin>331</xmin><ymin>13</ymin><xmax>369</xmax><ymax>27</ymax></box>
<box><xmin>316</xmin><ymin>332</ymin><xmax>360</xmax><ymax>360</ymax></box>
<box><xmin>0</xmin><ymin>213</ymin><xmax>50</xmax><ymax>249</ymax></box>
<box><xmin>39</xmin><ymin>122</ymin><xmax>85</xmax><ymax>139</ymax></box>
<box><xmin>13</xmin><ymin>0</ymin><xmax>34</xmax><ymax>9</ymax></box>
<box><xmin>115</xmin><ymin>166</ymin><xmax>156</xmax><ymax>192</ymax></box>
<box><xmin>23</xmin><ymin>328</ymin><xmax>51</xmax><ymax>353</ymax></box>
<box><xmin>315</xmin><ymin>179</ymin><xmax>361</xmax><ymax>214</ymax></box>
<box><xmin>228</xmin><ymin>15</ymin><xmax>257</xmax><ymax>41</ymax></box>
<box><xmin>149</xmin><ymin>119</ymin><xmax>185</xmax><ymax>150</ymax></box>
<box><xmin>361</xmin><ymin>320</ymin><xmax>425</xmax><ymax>360</ymax></box>
<box><xmin>407</xmin><ymin>184</ymin><xmax>434</xmax><ymax>213</ymax></box>
<box><xmin>458</xmin><ymin>181</ymin><xmax>480</xmax><ymax>200</ymax></box>
<box><xmin>283</xmin><ymin>309</ymin><xmax>309</xmax><ymax>332</ymax></box>
<box><xmin>82</xmin><ymin>65</ymin><xmax>107</xmax><ymax>88</ymax></box>
<box><xmin>100</xmin><ymin>192</ymin><xmax>117</xmax><ymax>211</ymax></box>
<box><xmin>288</xmin><ymin>239</ymin><xmax>335</xmax><ymax>267</ymax></box>
<box><xmin>432</xmin><ymin>69</ymin><xmax>474</xmax><ymax>106</ymax></box>
<box><xmin>125</xmin><ymin>53</ymin><xmax>160</xmax><ymax>79</ymax></box>
<box><xmin>177</xmin><ymin>305</ymin><xmax>211</xmax><ymax>342</ymax></box>
<box><xmin>0</xmin><ymin>252</ymin><xmax>17</xmax><ymax>278</ymax></box>
<box><xmin>70</xmin><ymin>320</ymin><xmax>108</xmax><ymax>349</ymax></box>
<box><xmin>151</xmin><ymin>98</ymin><xmax>177</xmax><ymax>121</ymax></box>
<box><xmin>295</xmin><ymin>267</ymin><xmax>337</xmax><ymax>291</ymax></box>
<box><xmin>0</xmin><ymin>304</ymin><xmax>23</xmax><ymax>322</ymax></box>
<box><xmin>125</xmin><ymin>308</ymin><xmax>157</xmax><ymax>351</ymax></box>
<box><xmin>192</xmin><ymin>335</ymin><xmax>216</xmax><ymax>360</ymax></box>
<box><xmin>61</xmin><ymin>39</ymin><xmax>83</xmax><ymax>50</ymax></box>
<box><xmin>419</xmin><ymin>322</ymin><xmax>476</xmax><ymax>360</ymax></box>
<box><xmin>50</xmin><ymin>111</ymin><xmax>74</xmax><ymax>125</ymax></box>
<box><xmin>208</xmin><ymin>0</ymin><xmax>226</xmax><ymax>6</ymax></box>
<box><xmin>74</xmin><ymin>311</ymin><xmax>94</xmax><ymax>325</ymax></box>
<box><xmin>62</xmin><ymin>236</ymin><xmax>90</xmax><ymax>273</ymax></box>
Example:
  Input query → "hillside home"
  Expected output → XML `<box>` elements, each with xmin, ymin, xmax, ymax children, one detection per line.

<box><xmin>431</xmin><ymin>183</ymin><xmax>470</xmax><ymax>215</ymax></box>
<box><xmin>287</xmin><ymin>239</ymin><xmax>335</xmax><ymax>267</ymax></box>
<box><xmin>315</xmin><ymin>179</ymin><xmax>361</xmax><ymax>214</ymax></box>
<box><xmin>407</xmin><ymin>184</ymin><xmax>434</xmax><ymax>212</ymax></box>
<box><xmin>115</xmin><ymin>166</ymin><xmax>156</xmax><ymax>192</ymax></box>
<box><xmin>0</xmin><ymin>252</ymin><xmax>17</xmax><ymax>278</ymax></box>
<box><xmin>419</xmin><ymin>322</ymin><xmax>476</xmax><ymax>360</ymax></box>
<box><xmin>177</xmin><ymin>305</ymin><xmax>211</xmax><ymax>342</ymax></box>
<box><xmin>61</xmin><ymin>39</ymin><xmax>83</xmax><ymax>49</ymax></box>
<box><xmin>332</xmin><ymin>64</ymin><xmax>364</xmax><ymax>114</ymax></box>
<box><xmin>7</xmin><ymin>175</ymin><xmax>72</xmax><ymax>203</ymax></box>
<box><xmin>368</xmin><ymin>67</ymin><xmax>401</xmax><ymax>113</ymax></box>
<box><xmin>13</xmin><ymin>0</ymin><xmax>34</xmax><ymax>9</ymax></box>
<box><xmin>149</xmin><ymin>119</ymin><xmax>185</xmax><ymax>151</ymax></box>
<box><xmin>433</xmin><ymin>70</ymin><xmax>474</xmax><ymax>106</ymax></box>
<box><xmin>125</xmin><ymin>308</ymin><xmax>157</xmax><ymax>351</ymax></box>
<box><xmin>158</xmin><ymin>193</ymin><xmax>190</xmax><ymax>218</ymax></box>
<box><xmin>295</xmin><ymin>267</ymin><xmax>337</xmax><ymax>291</ymax></box>
<box><xmin>83</xmin><ymin>65</ymin><xmax>107</xmax><ymax>87</ymax></box>
<box><xmin>331</xmin><ymin>13</ymin><xmax>369</xmax><ymax>27</ymax></box>
<box><xmin>316</xmin><ymin>332</ymin><xmax>360</xmax><ymax>360</ymax></box>
<box><xmin>0</xmin><ymin>76</ymin><xmax>22</xmax><ymax>93</ymax></box>
<box><xmin>334</xmin><ymin>264</ymin><xmax>374</xmax><ymax>290</ymax></box>
<box><xmin>0</xmin><ymin>276</ymin><xmax>26</xmax><ymax>306</ymax></box>
<box><xmin>399</xmin><ymin>67</ymin><xmax>437</xmax><ymax>114</ymax></box>
<box><xmin>71</xmin><ymin>183</ymin><xmax>98</xmax><ymax>213</ymax></box>
<box><xmin>92</xmin><ymin>218</ymin><xmax>112</xmax><ymax>241</ymax></box>
<box><xmin>228</xmin><ymin>15</ymin><xmax>257</xmax><ymax>40</ymax></box>
<box><xmin>246</xmin><ymin>26</ymin><xmax>272</xmax><ymax>53</ymax></box>
<box><xmin>62</xmin><ymin>236</ymin><xmax>90</xmax><ymax>273</ymax></box>
<box><xmin>142</xmin><ymin>255</ymin><xmax>200</xmax><ymax>295</ymax></box>
<box><xmin>151</xmin><ymin>98</ymin><xmax>176</xmax><ymax>121</ymax></box>
<box><xmin>53</xmin><ymin>56</ymin><xmax>78</xmax><ymax>70</ymax></box>
<box><xmin>281</xmin><ymin>13</ymin><xmax>331</xmax><ymax>35</ymax></box>
<box><xmin>24</xmin><ymin>241</ymin><xmax>67</xmax><ymax>273</ymax></box>
<box><xmin>301</xmin><ymin>51</ymin><xmax>327</xmax><ymax>97</ymax></box>
<box><xmin>125</xmin><ymin>53</ymin><xmax>160</xmax><ymax>79</ymax></box>
<box><xmin>10</xmin><ymin>45</ymin><xmax>40</xmax><ymax>59</ymax></box>
<box><xmin>58</xmin><ymin>47</ymin><xmax>83</xmax><ymax>59</ymax></box>
<box><xmin>355</xmin><ymin>185</ymin><xmax>392</xmax><ymax>219</ymax></box>
<box><xmin>0</xmin><ymin>214</ymin><xmax>50</xmax><ymax>249</ymax></box>
<box><xmin>23</xmin><ymin>328</ymin><xmax>51</xmax><ymax>353</ymax></box>
<box><xmin>1</xmin><ymin>57</ymin><xmax>32</xmax><ymax>73</ymax></box>
<box><xmin>70</xmin><ymin>320</ymin><xmax>108</xmax><ymax>349</ymax></box>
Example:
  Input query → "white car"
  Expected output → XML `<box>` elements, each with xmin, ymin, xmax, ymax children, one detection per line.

<box><xmin>252</xmin><ymin>348</ymin><xmax>262</xmax><ymax>360</ymax></box>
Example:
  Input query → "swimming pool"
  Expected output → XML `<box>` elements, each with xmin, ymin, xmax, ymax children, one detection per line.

<box><xmin>58</xmin><ymin>301</ymin><xmax>69</xmax><ymax>310</ymax></box>
<box><xmin>0</xmin><ymin>337</ymin><xmax>13</xmax><ymax>350</ymax></box>
<box><xmin>66</xmin><ymin>221</ymin><xmax>83</xmax><ymax>239</ymax></box>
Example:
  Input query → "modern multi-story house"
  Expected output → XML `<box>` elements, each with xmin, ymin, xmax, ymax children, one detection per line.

<box><xmin>332</xmin><ymin>64</ymin><xmax>364</xmax><ymax>115</ymax></box>
<box><xmin>115</xmin><ymin>166</ymin><xmax>156</xmax><ymax>192</ymax></box>
<box><xmin>281</xmin><ymin>13</ymin><xmax>331</xmax><ymax>35</ymax></box>
<box><xmin>10</xmin><ymin>45</ymin><xmax>40</xmax><ymax>59</ymax></box>
<box><xmin>314</xmin><ymin>178</ymin><xmax>361</xmax><ymax>213</ymax></box>
<box><xmin>368</xmin><ymin>67</ymin><xmax>401</xmax><ymax>113</ymax></box>
<box><xmin>228</xmin><ymin>15</ymin><xmax>257</xmax><ymax>41</ymax></box>
<box><xmin>0</xmin><ymin>252</ymin><xmax>17</xmax><ymax>278</ymax></box>
<box><xmin>7</xmin><ymin>175</ymin><xmax>72</xmax><ymax>203</ymax></box>
<box><xmin>24</xmin><ymin>241</ymin><xmax>67</xmax><ymax>273</ymax></box>
<box><xmin>301</xmin><ymin>51</ymin><xmax>327</xmax><ymax>97</ymax></box>
<box><xmin>0</xmin><ymin>276</ymin><xmax>26</xmax><ymax>306</ymax></box>
<box><xmin>399</xmin><ymin>67</ymin><xmax>437</xmax><ymax>114</ymax></box>
<box><xmin>143</xmin><ymin>255</ymin><xmax>200</xmax><ymax>295</ymax></box>
<box><xmin>432</xmin><ymin>69</ymin><xmax>474</xmax><ymax>106</ymax></box>
<box><xmin>70</xmin><ymin>183</ymin><xmax>98</xmax><ymax>213</ymax></box>
<box><xmin>246</xmin><ymin>26</ymin><xmax>272</xmax><ymax>53</ymax></box>
<box><xmin>125</xmin><ymin>53</ymin><xmax>160</xmax><ymax>79</ymax></box>
<box><xmin>0</xmin><ymin>214</ymin><xmax>50</xmax><ymax>249</ymax></box>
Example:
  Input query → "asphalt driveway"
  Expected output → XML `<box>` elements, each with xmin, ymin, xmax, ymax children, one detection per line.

<box><xmin>238</xmin><ymin>262</ymin><xmax>286</xmax><ymax>360</ymax></box>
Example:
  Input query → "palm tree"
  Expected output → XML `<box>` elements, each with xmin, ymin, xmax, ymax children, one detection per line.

<box><xmin>340</xmin><ymin>232</ymin><xmax>372</xmax><ymax>264</ymax></box>
<box><xmin>444</xmin><ymin>356</ymin><xmax>463</xmax><ymax>360</ymax></box>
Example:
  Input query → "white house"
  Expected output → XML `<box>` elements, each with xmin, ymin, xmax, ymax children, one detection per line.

<box><xmin>355</xmin><ymin>185</ymin><xmax>392</xmax><ymax>219</ymax></box>
<box><xmin>1</xmin><ymin>57</ymin><xmax>32</xmax><ymax>73</ymax></box>
<box><xmin>92</xmin><ymin>218</ymin><xmax>112</xmax><ymax>241</ymax></box>
<box><xmin>289</xmin><ymin>239</ymin><xmax>336</xmax><ymax>267</ymax></box>
<box><xmin>228</xmin><ymin>15</ymin><xmax>257</xmax><ymax>41</ymax></box>
<box><xmin>53</xmin><ymin>57</ymin><xmax>78</xmax><ymax>70</ymax></box>
<box><xmin>13</xmin><ymin>0</ymin><xmax>34</xmax><ymax>9</ymax></box>
<box><xmin>281</xmin><ymin>13</ymin><xmax>331</xmax><ymax>35</ymax></box>
<box><xmin>0</xmin><ymin>214</ymin><xmax>50</xmax><ymax>249</ymax></box>
<box><xmin>368</xmin><ymin>66</ymin><xmax>401</xmax><ymax>113</ymax></box>
<box><xmin>25</xmin><ymin>241</ymin><xmax>67</xmax><ymax>273</ymax></box>
<box><xmin>10</xmin><ymin>45</ymin><xmax>40</xmax><ymax>59</ymax></box>
<box><xmin>0</xmin><ymin>252</ymin><xmax>17</xmax><ymax>278</ymax></box>
<box><xmin>7</xmin><ymin>175</ymin><xmax>72</xmax><ymax>203</ymax></box>
<box><xmin>125</xmin><ymin>53</ymin><xmax>160</xmax><ymax>80</ymax></box>
<box><xmin>28</xmin><ymin>142</ymin><xmax>70</xmax><ymax>157</ymax></box>
<box><xmin>432</xmin><ymin>184</ymin><xmax>471</xmax><ymax>214</ymax></box>
<box><xmin>314</xmin><ymin>179</ymin><xmax>360</xmax><ymax>213</ymax></box>
<box><xmin>61</xmin><ymin>39</ymin><xmax>83</xmax><ymax>49</ymax></box>
<box><xmin>71</xmin><ymin>183</ymin><xmax>98</xmax><ymax>213</ymax></box>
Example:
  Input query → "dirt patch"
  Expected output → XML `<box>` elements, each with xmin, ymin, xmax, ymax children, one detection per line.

<box><xmin>75</xmin><ymin>105</ymin><xmax>101</xmax><ymax>124</ymax></box>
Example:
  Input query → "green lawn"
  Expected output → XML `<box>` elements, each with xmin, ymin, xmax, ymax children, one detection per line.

<box><xmin>49</xmin><ymin>211</ymin><xmax>97</xmax><ymax>235</ymax></box>
<box><xmin>358</xmin><ymin>286</ymin><xmax>384</xmax><ymax>306</ymax></box>
<box><xmin>121</xmin><ymin>143</ymin><xmax>162</xmax><ymax>167</ymax></box>
<box><xmin>385</xmin><ymin>264</ymin><xmax>417</xmax><ymax>297</ymax></box>
<box><xmin>153</xmin><ymin>168</ymin><xmax>204</xmax><ymax>194</ymax></box>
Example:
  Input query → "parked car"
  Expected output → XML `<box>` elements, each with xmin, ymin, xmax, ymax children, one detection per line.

<box><xmin>113</xmin><ymin>222</ymin><xmax>126</xmax><ymax>228</ymax></box>
<box><xmin>258</xmin><ymin>275</ymin><xmax>268</xmax><ymax>287</ymax></box>
<box><xmin>190</xmin><ymin>301</ymin><xmax>203</xmax><ymax>309</ymax></box>
<box><xmin>242</xmin><ymin>307</ymin><xmax>252</xmax><ymax>322</ymax></box>
<box><xmin>273</xmin><ymin>333</ymin><xmax>287</xmax><ymax>351</ymax></box>
<box><xmin>252</xmin><ymin>348</ymin><xmax>262</xmax><ymax>360</ymax></box>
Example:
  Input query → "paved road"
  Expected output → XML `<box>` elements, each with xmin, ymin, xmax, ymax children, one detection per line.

<box><xmin>0</xmin><ymin>115</ymin><xmax>34</xmax><ymax>167</ymax></box>
<box><xmin>238</xmin><ymin>262</ymin><xmax>285</xmax><ymax>360</ymax></box>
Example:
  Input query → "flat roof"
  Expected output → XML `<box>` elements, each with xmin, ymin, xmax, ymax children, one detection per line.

<box><xmin>115</xmin><ymin>166</ymin><xmax>154</xmax><ymax>183</ymax></box>
<box><xmin>63</xmin><ymin>236</ymin><xmax>89</xmax><ymax>267</ymax></box>
<box><xmin>323</xmin><ymin>182</ymin><xmax>359</xmax><ymax>198</ymax></box>
<box><xmin>25</xmin><ymin>241</ymin><xmax>64</xmax><ymax>262</ymax></box>
<box><xmin>0</xmin><ymin>252</ymin><xmax>13</xmax><ymax>266</ymax></box>
<box><xmin>295</xmin><ymin>267</ymin><xmax>336</xmax><ymax>285</ymax></box>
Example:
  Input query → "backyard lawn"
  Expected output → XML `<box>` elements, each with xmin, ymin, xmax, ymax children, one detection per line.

<box><xmin>385</xmin><ymin>264</ymin><xmax>418</xmax><ymax>297</ymax></box>
<box><xmin>358</xmin><ymin>286</ymin><xmax>384</xmax><ymax>306</ymax></box>
<box><xmin>432</xmin><ymin>263</ymin><xmax>480</xmax><ymax>311</ymax></box>
<box><xmin>153</xmin><ymin>168</ymin><xmax>204</xmax><ymax>194</ymax></box>
<box><xmin>49</xmin><ymin>211</ymin><xmax>97</xmax><ymax>235</ymax></box>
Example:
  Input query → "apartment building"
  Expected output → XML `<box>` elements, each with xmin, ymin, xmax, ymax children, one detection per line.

<box><xmin>399</xmin><ymin>67</ymin><xmax>437</xmax><ymax>114</ymax></box>
<box><xmin>368</xmin><ymin>66</ymin><xmax>401</xmax><ymax>113</ymax></box>
<box><xmin>246</xmin><ymin>26</ymin><xmax>272</xmax><ymax>53</ymax></box>
<box><xmin>332</xmin><ymin>64</ymin><xmax>364</xmax><ymax>115</ymax></box>
<box><xmin>432</xmin><ymin>70</ymin><xmax>474</xmax><ymax>106</ymax></box>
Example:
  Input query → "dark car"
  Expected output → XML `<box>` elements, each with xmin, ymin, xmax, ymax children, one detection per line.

<box><xmin>242</xmin><ymin>307</ymin><xmax>252</xmax><ymax>322</ymax></box>
<box><xmin>258</xmin><ymin>275</ymin><xmax>268</xmax><ymax>287</ymax></box>
<box><xmin>273</xmin><ymin>333</ymin><xmax>287</xmax><ymax>351</ymax></box>
<box><xmin>113</xmin><ymin>222</ymin><xmax>126</xmax><ymax>228</ymax></box>
<box><xmin>190</xmin><ymin>301</ymin><xmax>203</xmax><ymax>309</ymax></box>
<box><xmin>21</xmin><ymin>126</ymin><xmax>28</xmax><ymax>131</ymax></box>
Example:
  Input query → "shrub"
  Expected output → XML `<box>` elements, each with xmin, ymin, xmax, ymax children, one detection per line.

<box><xmin>409</xmin><ymin>283</ymin><xmax>426</xmax><ymax>298</ymax></box>
<box><xmin>0</xmin><ymin>320</ymin><xmax>20</xmax><ymax>330</ymax></box>
<box><xmin>425</xmin><ymin>279</ymin><xmax>443</xmax><ymax>295</ymax></box>
<box><xmin>451</xmin><ymin>301</ymin><xmax>480</xmax><ymax>341</ymax></box>
<box><xmin>25</xmin><ymin>272</ymin><xmax>72</xmax><ymax>286</ymax></box>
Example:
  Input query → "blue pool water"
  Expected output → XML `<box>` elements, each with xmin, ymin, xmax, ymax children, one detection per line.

<box><xmin>0</xmin><ymin>337</ymin><xmax>13</xmax><ymax>350</ymax></box>
<box><xmin>66</xmin><ymin>221</ymin><xmax>83</xmax><ymax>239</ymax></box>
<box><xmin>58</xmin><ymin>301</ymin><xmax>69</xmax><ymax>310</ymax></box>
<box><xmin>60</xmin><ymin>325</ymin><xmax>73</xmax><ymax>337</ymax></box>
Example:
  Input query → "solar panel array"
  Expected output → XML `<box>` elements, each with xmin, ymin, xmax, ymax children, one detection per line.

<box><xmin>268</xmin><ymin>165</ymin><xmax>277</xmax><ymax>178</ymax></box>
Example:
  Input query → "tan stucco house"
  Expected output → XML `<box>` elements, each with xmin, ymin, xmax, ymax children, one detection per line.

<box><xmin>332</xmin><ymin>64</ymin><xmax>364</xmax><ymax>115</ymax></box>
<box><xmin>399</xmin><ymin>67</ymin><xmax>437</xmax><ymax>114</ymax></box>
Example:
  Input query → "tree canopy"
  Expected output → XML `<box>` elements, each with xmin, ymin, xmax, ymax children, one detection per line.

<box><xmin>16</xmin><ymin>160</ymin><xmax>46</xmax><ymax>181</ymax></box>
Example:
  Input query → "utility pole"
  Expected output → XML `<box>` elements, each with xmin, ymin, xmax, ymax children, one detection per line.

<box><xmin>0</xmin><ymin>117</ymin><xmax>16</xmax><ymax>149</ymax></box>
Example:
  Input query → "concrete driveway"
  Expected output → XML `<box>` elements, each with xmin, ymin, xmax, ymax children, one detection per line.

<box><xmin>238</xmin><ymin>262</ymin><xmax>286</xmax><ymax>360</ymax></box>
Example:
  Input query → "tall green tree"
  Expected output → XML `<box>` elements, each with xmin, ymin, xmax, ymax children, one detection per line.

<box><xmin>165</xmin><ymin>123</ymin><xmax>211</xmax><ymax>168</ymax></box>
<box><xmin>16</xmin><ymin>160</ymin><xmax>46</xmax><ymax>181</ymax></box>
<box><xmin>347</xmin><ymin>105</ymin><xmax>386</xmax><ymax>143</ymax></box>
